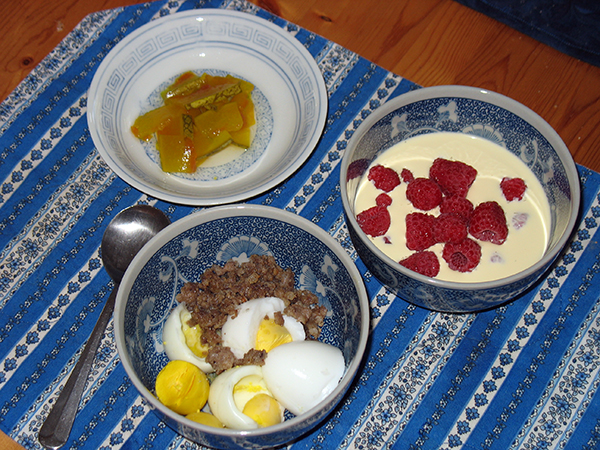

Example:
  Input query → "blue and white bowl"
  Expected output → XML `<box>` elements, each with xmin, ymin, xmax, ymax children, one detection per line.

<box><xmin>87</xmin><ymin>9</ymin><xmax>327</xmax><ymax>206</ymax></box>
<box><xmin>114</xmin><ymin>205</ymin><xmax>369</xmax><ymax>449</ymax></box>
<box><xmin>340</xmin><ymin>85</ymin><xmax>580</xmax><ymax>313</ymax></box>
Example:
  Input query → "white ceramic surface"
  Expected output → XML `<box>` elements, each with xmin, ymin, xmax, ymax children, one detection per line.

<box><xmin>88</xmin><ymin>9</ymin><xmax>327</xmax><ymax>205</ymax></box>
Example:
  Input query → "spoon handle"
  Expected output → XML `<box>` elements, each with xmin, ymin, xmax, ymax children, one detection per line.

<box><xmin>38</xmin><ymin>288</ymin><xmax>117</xmax><ymax>449</ymax></box>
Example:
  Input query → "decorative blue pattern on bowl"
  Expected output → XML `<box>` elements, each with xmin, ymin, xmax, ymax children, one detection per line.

<box><xmin>115</xmin><ymin>205</ymin><xmax>369</xmax><ymax>449</ymax></box>
<box><xmin>341</xmin><ymin>86</ymin><xmax>580</xmax><ymax>312</ymax></box>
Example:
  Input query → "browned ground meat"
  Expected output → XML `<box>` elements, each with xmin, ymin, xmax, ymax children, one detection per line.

<box><xmin>176</xmin><ymin>254</ymin><xmax>327</xmax><ymax>374</ymax></box>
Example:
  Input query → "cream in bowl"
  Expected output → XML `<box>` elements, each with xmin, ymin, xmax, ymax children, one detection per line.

<box><xmin>353</xmin><ymin>131</ymin><xmax>552</xmax><ymax>282</ymax></box>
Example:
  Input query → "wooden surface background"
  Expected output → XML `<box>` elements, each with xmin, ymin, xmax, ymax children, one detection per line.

<box><xmin>1</xmin><ymin>0</ymin><xmax>599</xmax><ymax>448</ymax></box>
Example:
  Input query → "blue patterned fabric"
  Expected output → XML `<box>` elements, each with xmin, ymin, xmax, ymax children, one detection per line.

<box><xmin>1</xmin><ymin>1</ymin><xmax>600</xmax><ymax>449</ymax></box>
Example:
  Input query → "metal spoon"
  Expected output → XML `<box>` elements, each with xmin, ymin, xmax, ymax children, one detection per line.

<box><xmin>38</xmin><ymin>205</ymin><xmax>171</xmax><ymax>449</ymax></box>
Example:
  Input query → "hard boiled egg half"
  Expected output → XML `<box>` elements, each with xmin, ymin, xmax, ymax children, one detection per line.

<box><xmin>262</xmin><ymin>340</ymin><xmax>345</xmax><ymax>415</ymax></box>
<box><xmin>208</xmin><ymin>365</ymin><xmax>284</xmax><ymax>429</ymax></box>
<box><xmin>221</xmin><ymin>297</ymin><xmax>306</xmax><ymax>359</ymax></box>
<box><xmin>163</xmin><ymin>303</ymin><xmax>214</xmax><ymax>373</ymax></box>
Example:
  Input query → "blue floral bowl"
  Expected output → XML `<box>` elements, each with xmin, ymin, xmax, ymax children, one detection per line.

<box><xmin>340</xmin><ymin>85</ymin><xmax>580</xmax><ymax>313</ymax></box>
<box><xmin>114</xmin><ymin>204</ymin><xmax>369</xmax><ymax>449</ymax></box>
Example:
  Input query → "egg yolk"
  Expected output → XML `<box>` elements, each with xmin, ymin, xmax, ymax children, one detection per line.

<box><xmin>255</xmin><ymin>318</ymin><xmax>292</xmax><ymax>352</ymax></box>
<box><xmin>155</xmin><ymin>360</ymin><xmax>210</xmax><ymax>415</ymax></box>
<box><xmin>185</xmin><ymin>411</ymin><xmax>225</xmax><ymax>428</ymax></box>
<box><xmin>242</xmin><ymin>393</ymin><xmax>283</xmax><ymax>428</ymax></box>
<box><xmin>181</xmin><ymin>317</ymin><xmax>209</xmax><ymax>358</ymax></box>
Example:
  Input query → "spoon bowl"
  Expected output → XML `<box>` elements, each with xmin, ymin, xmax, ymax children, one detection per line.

<box><xmin>38</xmin><ymin>204</ymin><xmax>170</xmax><ymax>449</ymax></box>
<box><xmin>101</xmin><ymin>205</ymin><xmax>172</xmax><ymax>283</ymax></box>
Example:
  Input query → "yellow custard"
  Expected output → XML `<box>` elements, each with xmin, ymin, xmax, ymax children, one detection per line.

<box><xmin>354</xmin><ymin>132</ymin><xmax>551</xmax><ymax>282</ymax></box>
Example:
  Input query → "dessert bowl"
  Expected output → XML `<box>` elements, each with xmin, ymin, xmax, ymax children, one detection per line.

<box><xmin>340</xmin><ymin>85</ymin><xmax>580</xmax><ymax>313</ymax></box>
<box><xmin>114</xmin><ymin>204</ymin><xmax>369</xmax><ymax>449</ymax></box>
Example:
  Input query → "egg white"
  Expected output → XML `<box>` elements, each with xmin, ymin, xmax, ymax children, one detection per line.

<box><xmin>162</xmin><ymin>303</ymin><xmax>214</xmax><ymax>373</ymax></box>
<box><xmin>207</xmin><ymin>365</ymin><xmax>264</xmax><ymax>430</ymax></box>
<box><xmin>262</xmin><ymin>340</ymin><xmax>345</xmax><ymax>415</ymax></box>
<box><xmin>221</xmin><ymin>297</ymin><xmax>305</xmax><ymax>359</ymax></box>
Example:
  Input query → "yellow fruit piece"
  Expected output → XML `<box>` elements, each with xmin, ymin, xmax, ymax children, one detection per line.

<box><xmin>185</xmin><ymin>411</ymin><xmax>225</xmax><ymax>428</ymax></box>
<box><xmin>181</xmin><ymin>320</ymin><xmax>210</xmax><ymax>358</ymax></box>
<box><xmin>229</xmin><ymin>128</ymin><xmax>252</xmax><ymax>149</ymax></box>
<box><xmin>155</xmin><ymin>360</ymin><xmax>210</xmax><ymax>416</ymax></box>
<box><xmin>132</xmin><ymin>71</ymin><xmax>256</xmax><ymax>172</ymax></box>
<box><xmin>155</xmin><ymin>112</ymin><xmax>197</xmax><ymax>173</ymax></box>
<box><xmin>242</xmin><ymin>393</ymin><xmax>283</xmax><ymax>428</ymax></box>
<box><xmin>131</xmin><ymin>105</ymin><xmax>184</xmax><ymax>142</ymax></box>
<box><xmin>255</xmin><ymin>318</ymin><xmax>293</xmax><ymax>352</ymax></box>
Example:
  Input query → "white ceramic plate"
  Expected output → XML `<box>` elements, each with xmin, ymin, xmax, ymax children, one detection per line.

<box><xmin>87</xmin><ymin>9</ymin><xmax>327</xmax><ymax>205</ymax></box>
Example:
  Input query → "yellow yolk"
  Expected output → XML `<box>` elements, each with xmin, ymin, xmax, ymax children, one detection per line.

<box><xmin>255</xmin><ymin>318</ymin><xmax>293</xmax><ymax>352</ymax></box>
<box><xmin>185</xmin><ymin>411</ymin><xmax>225</xmax><ymax>428</ymax></box>
<box><xmin>232</xmin><ymin>374</ymin><xmax>283</xmax><ymax>427</ymax></box>
<box><xmin>155</xmin><ymin>360</ymin><xmax>209</xmax><ymax>415</ymax></box>
<box><xmin>242</xmin><ymin>393</ymin><xmax>283</xmax><ymax>428</ymax></box>
<box><xmin>181</xmin><ymin>319</ymin><xmax>209</xmax><ymax>358</ymax></box>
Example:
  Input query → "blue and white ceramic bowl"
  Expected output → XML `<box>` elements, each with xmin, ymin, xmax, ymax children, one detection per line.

<box><xmin>88</xmin><ymin>9</ymin><xmax>327</xmax><ymax>206</ymax></box>
<box><xmin>114</xmin><ymin>205</ymin><xmax>369</xmax><ymax>449</ymax></box>
<box><xmin>340</xmin><ymin>85</ymin><xmax>580</xmax><ymax>313</ymax></box>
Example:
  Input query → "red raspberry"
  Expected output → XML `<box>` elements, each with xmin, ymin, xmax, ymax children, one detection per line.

<box><xmin>434</xmin><ymin>213</ymin><xmax>468</xmax><ymax>244</ymax></box>
<box><xmin>439</xmin><ymin>195</ymin><xmax>474</xmax><ymax>221</ymax></box>
<box><xmin>469</xmin><ymin>201</ymin><xmax>508</xmax><ymax>245</ymax></box>
<box><xmin>376</xmin><ymin>193</ymin><xmax>393</xmax><ymax>207</ymax></box>
<box><xmin>401</xmin><ymin>168</ymin><xmax>414</xmax><ymax>183</ymax></box>
<box><xmin>406</xmin><ymin>177</ymin><xmax>443</xmax><ymax>211</ymax></box>
<box><xmin>500</xmin><ymin>177</ymin><xmax>527</xmax><ymax>201</ymax></box>
<box><xmin>346</xmin><ymin>159</ymin><xmax>369</xmax><ymax>181</ymax></box>
<box><xmin>357</xmin><ymin>206</ymin><xmax>391</xmax><ymax>237</ymax></box>
<box><xmin>405</xmin><ymin>212</ymin><xmax>436</xmax><ymax>251</ymax></box>
<box><xmin>400</xmin><ymin>251</ymin><xmax>440</xmax><ymax>277</ymax></box>
<box><xmin>429</xmin><ymin>158</ymin><xmax>477</xmax><ymax>197</ymax></box>
<box><xmin>368</xmin><ymin>165</ymin><xmax>401</xmax><ymax>192</ymax></box>
<box><xmin>442</xmin><ymin>238</ymin><xmax>482</xmax><ymax>272</ymax></box>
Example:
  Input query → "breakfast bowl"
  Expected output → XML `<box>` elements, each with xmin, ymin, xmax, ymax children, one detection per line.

<box><xmin>114</xmin><ymin>204</ymin><xmax>369</xmax><ymax>449</ymax></box>
<box><xmin>340</xmin><ymin>85</ymin><xmax>580</xmax><ymax>313</ymax></box>
<box><xmin>87</xmin><ymin>9</ymin><xmax>327</xmax><ymax>206</ymax></box>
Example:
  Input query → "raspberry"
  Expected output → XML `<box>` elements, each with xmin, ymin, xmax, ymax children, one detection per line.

<box><xmin>368</xmin><ymin>165</ymin><xmax>401</xmax><ymax>192</ymax></box>
<box><xmin>376</xmin><ymin>193</ymin><xmax>393</xmax><ymax>207</ymax></box>
<box><xmin>434</xmin><ymin>213</ymin><xmax>468</xmax><ymax>244</ymax></box>
<box><xmin>401</xmin><ymin>168</ymin><xmax>414</xmax><ymax>183</ymax></box>
<box><xmin>346</xmin><ymin>158</ymin><xmax>369</xmax><ymax>181</ymax></box>
<box><xmin>501</xmin><ymin>177</ymin><xmax>527</xmax><ymax>201</ymax></box>
<box><xmin>469</xmin><ymin>201</ymin><xmax>508</xmax><ymax>245</ymax></box>
<box><xmin>405</xmin><ymin>212</ymin><xmax>436</xmax><ymax>251</ymax></box>
<box><xmin>400</xmin><ymin>251</ymin><xmax>440</xmax><ymax>277</ymax></box>
<box><xmin>406</xmin><ymin>177</ymin><xmax>442</xmax><ymax>211</ymax></box>
<box><xmin>439</xmin><ymin>195</ymin><xmax>474</xmax><ymax>221</ymax></box>
<box><xmin>442</xmin><ymin>238</ymin><xmax>482</xmax><ymax>272</ymax></box>
<box><xmin>429</xmin><ymin>158</ymin><xmax>477</xmax><ymax>197</ymax></box>
<box><xmin>357</xmin><ymin>206</ymin><xmax>391</xmax><ymax>237</ymax></box>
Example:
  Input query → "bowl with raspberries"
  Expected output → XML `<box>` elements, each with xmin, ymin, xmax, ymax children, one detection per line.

<box><xmin>114</xmin><ymin>204</ymin><xmax>370</xmax><ymax>449</ymax></box>
<box><xmin>340</xmin><ymin>85</ymin><xmax>580</xmax><ymax>312</ymax></box>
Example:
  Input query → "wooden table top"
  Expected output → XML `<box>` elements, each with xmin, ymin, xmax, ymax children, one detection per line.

<box><xmin>1</xmin><ymin>0</ymin><xmax>599</xmax><ymax>448</ymax></box>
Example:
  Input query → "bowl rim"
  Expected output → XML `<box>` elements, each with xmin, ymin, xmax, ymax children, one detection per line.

<box><xmin>87</xmin><ymin>8</ymin><xmax>328</xmax><ymax>206</ymax></box>
<box><xmin>114</xmin><ymin>204</ymin><xmax>370</xmax><ymax>439</ymax></box>
<box><xmin>340</xmin><ymin>85</ymin><xmax>581</xmax><ymax>291</ymax></box>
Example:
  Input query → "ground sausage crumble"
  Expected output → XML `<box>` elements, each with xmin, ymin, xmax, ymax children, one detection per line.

<box><xmin>175</xmin><ymin>254</ymin><xmax>327</xmax><ymax>374</ymax></box>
